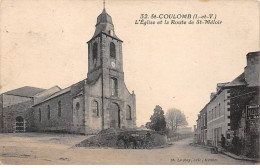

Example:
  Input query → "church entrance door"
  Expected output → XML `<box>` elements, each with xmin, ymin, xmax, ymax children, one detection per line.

<box><xmin>110</xmin><ymin>103</ymin><xmax>120</xmax><ymax>128</ymax></box>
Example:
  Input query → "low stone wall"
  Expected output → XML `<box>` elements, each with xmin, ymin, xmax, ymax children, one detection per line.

<box><xmin>76</xmin><ymin>128</ymin><xmax>167</xmax><ymax>149</ymax></box>
<box><xmin>152</xmin><ymin>132</ymin><xmax>167</xmax><ymax>146</ymax></box>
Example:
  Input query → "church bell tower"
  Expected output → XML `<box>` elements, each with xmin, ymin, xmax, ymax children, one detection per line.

<box><xmin>87</xmin><ymin>8</ymin><xmax>124</xmax><ymax>79</ymax></box>
<box><xmin>86</xmin><ymin>6</ymin><xmax>136</xmax><ymax>130</ymax></box>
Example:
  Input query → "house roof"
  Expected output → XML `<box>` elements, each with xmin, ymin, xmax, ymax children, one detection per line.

<box><xmin>3</xmin><ymin>86</ymin><xmax>45</xmax><ymax>98</ymax></box>
<box><xmin>225</xmin><ymin>73</ymin><xmax>247</xmax><ymax>87</ymax></box>
<box><xmin>208</xmin><ymin>73</ymin><xmax>247</xmax><ymax>103</ymax></box>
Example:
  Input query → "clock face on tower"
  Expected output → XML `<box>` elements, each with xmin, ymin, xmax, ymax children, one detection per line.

<box><xmin>111</xmin><ymin>61</ymin><xmax>116</xmax><ymax>68</ymax></box>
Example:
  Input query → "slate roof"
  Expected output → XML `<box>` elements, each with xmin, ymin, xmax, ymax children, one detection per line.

<box><xmin>86</xmin><ymin>75</ymin><xmax>101</xmax><ymax>85</ymax></box>
<box><xmin>70</xmin><ymin>79</ymin><xmax>85</xmax><ymax>96</ymax></box>
<box><xmin>33</xmin><ymin>87</ymin><xmax>71</xmax><ymax>106</ymax></box>
<box><xmin>34</xmin><ymin>85</ymin><xmax>61</xmax><ymax>97</ymax></box>
<box><xmin>43</xmin><ymin>87</ymin><xmax>71</xmax><ymax>101</ymax></box>
<box><xmin>33</xmin><ymin>86</ymin><xmax>62</xmax><ymax>104</ymax></box>
<box><xmin>33</xmin><ymin>78</ymin><xmax>88</xmax><ymax>106</ymax></box>
<box><xmin>3</xmin><ymin>86</ymin><xmax>45</xmax><ymax>98</ymax></box>
<box><xmin>89</xmin><ymin>8</ymin><xmax>122</xmax><ymax>42</ymax></box>
<box><xmin>31</xmin><ymin>76</ymin><xmax>99</xmax><ymax>106</ymax></box>
<box><xmin>225</xmin><ymin>73</ymin><xmax>247</xmax><ymax>87</ymax></box>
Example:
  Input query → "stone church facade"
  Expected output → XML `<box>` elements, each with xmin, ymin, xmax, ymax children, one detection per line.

<box><xmin>0</xmin><ymin>8</ymin><xmax>136</xmax><ymax>134</ymax></box>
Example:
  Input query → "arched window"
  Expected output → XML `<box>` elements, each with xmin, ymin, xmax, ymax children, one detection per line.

<box><xmin>92</xmin><ymin>100</ymin><xmax>99</xmax><ymax>116</ymax></box>
<box><xmin>39</xmin><ymin>108</ymin><xmax>41</xmax><ymax>122</ymax></box>
<box><xmin>76</xmin><ymin>102</ymin><xmax>80</xmax><ymax>110</ymax></box>
<box><xmin>93</xmin><ymin>42</ymin><xmax>98</xmax><ymax>66</ymax></box>
<box><xmin>126</xmin><ymin>105</ymin><xmax>132</xmax><ymax>120</ymax></box>
<box><xmin>47</xmin><ymin>105</ymin><xmax>50</xmax><ymax>120</ymax></box>
<box><xmin>58</xmin><ymin>101</ymin><xmax>61</xmax><ymax>117</ymax></box>
<box><xmin>111</xmin><ymin>77</ymin><xmax>118</xmax><ymax>96</ymax></box>
<box><xmin>110</xmin><ymin>42</ymin><xmax>116</xmax><ymax>59</ymax></box>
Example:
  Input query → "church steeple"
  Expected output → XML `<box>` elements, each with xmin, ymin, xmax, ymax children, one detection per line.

<box><xmin>92</xmin><ymin>8</ymin><xmax>120</xmax><ymax>40</ymax></box>
<box><xmin>103</xmin><ymin>0</ymin><xmax>106</xmax><ymax>10</ymax></box>
<box><xmin>87</xmin><ymin>4</ymin><xmax>123</xmax><ymax>77</ymax></box>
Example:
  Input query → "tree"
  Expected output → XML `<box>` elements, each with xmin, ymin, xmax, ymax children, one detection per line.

<box><xmin>165</xmin><ymin>108</ymin><xmax>188</xmax><ymax>132</ymax></box>
<box><xmin>146</xmin><ymin>105</ymin><xmax>166</xmax><ymax>131</ymax></box>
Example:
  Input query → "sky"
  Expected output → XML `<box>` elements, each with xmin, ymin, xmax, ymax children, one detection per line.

<box><xmin>0</xmin><ymin>0</ymin><xmax>259</xmax><ymax>127</ymax></box>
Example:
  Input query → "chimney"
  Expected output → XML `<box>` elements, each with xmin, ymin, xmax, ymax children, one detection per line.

<box><xmin>210</xmin><ymin>92</ymin><xmax>216</xmax><ymax>100</ymax></box>
<box><xmin>244</xmin><ymin>51</ymin><xmax>260</xmax><ymax>86</ymax></box>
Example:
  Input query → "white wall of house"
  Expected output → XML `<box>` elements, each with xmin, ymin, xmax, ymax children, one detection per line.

<box><xmin>207</xmin><ymin>89</ymin><xmax>230</xmax><ymax>146</ymax></box>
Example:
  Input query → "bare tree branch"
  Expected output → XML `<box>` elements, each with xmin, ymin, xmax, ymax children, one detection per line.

<box><xmin>165</xmin><ymin>108</ymin><xmax>188</xmax><ymax>132</ymax></box>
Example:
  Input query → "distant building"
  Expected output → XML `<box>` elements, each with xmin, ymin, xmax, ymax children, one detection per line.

<box><xmin>195</xmin><ymin>108</ymin><xmax>207</xmax><ymax>145</ymax></box>
<box><xmin>193</xmin><ymin>125</ymin><xmax>198</xmax><ymax>143</ymax></box>
<box><xmin>0</xmin><ymin>7</ymin><xmax>137</xmax><ymax>134</ymax></box>
<box><xmin>176</xmin><ymin>127</ymin><xmax>192</xmax><ymax>134</ymax></box>
<box><xmin>193</xmin><ymin>125</ymin><xmax>196</xmax><ymax>132</ymax></box>
<box><xmin>195</xmin><ymin>115</ymin><xmax>201</xmax><ymax>143</ymax></box>
<box><xmin>198</xmin><ymin>105</ymin><xmax>207</xmax><ymax>145</ymax></box>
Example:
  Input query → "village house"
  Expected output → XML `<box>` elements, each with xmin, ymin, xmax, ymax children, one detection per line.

<box><xmin>195</xmin><ymin>51</ymin><xmax>259</xmax><ymax>157</ymax></box>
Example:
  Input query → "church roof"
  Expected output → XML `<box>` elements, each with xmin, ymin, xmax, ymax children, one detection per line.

<box><xmin>86</xmin><ymin>74</ymin><xmax>101</xmax><ymax>85</ymax></box>
<box><xmin>3</xmin><ymin>86</ymin><xmax>45</xmax><ymax>98</ymax></box>
<box><xmin>43</xmin><ymin>87</ymin><xmax>71</xmax><ymax>101</ymax></box>
<box><xmin>71</xmin><ymin>79</ymin><xmax>85</xmax><ymax>96</ymax></box>
<box><xmin>33</xmin><ymin>86</ymin><xmax>62</xmax><ymax>104</ymax></box>
<box><xmin>97</xmin><ymin>8</ymin><xmax>113</xmax><ymax>25</ymax></box>
<box><xmin>91</xmin><ymin>8</ymin><xmax>121</xmax><ymax>41</ymax></box>
<box><xmin>34</xmin><ymin>85</ymin><xmax>61</xmax><ymax>97</ymax></box>
<box><xmin>33</xmin><ymin>87</ymin><xmax>71</xmax><ymax>106</ymax></box>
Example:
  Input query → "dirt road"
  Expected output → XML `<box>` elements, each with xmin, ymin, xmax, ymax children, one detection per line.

<box><xmin>0</xmin><ymin>133</ymin><xmax>256</xmax><ymax>165</ymax></box>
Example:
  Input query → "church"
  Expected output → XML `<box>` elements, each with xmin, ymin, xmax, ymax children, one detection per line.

<box><xmin>0</xmin><ymin>7</ymin><xmax>136</xmax><ymax>134</ymax></box>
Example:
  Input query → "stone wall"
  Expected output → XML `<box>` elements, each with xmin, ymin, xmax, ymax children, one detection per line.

<box><xmin>1</xmin><ymin>99</ymin><xmax>34</xmax><ymax>133</ymax></box>
<box><xmin>72</xmin><ymin>93</ymin><xmax>85</xmax><ymax>134</ymax></box>
<box><xmin>84</xmin><ymin>76</ymin><xmax>102</xmax><ymax>134</ymax></box>
<box><xmin>33</xmin><ymin>91</ymin><xmax>73</xmax><ymax>133</ymax></box>
<box><xmin>2</xmin><ymin>94</ymin><xmax>31</xmax><ymax>107</ymax></box>
<box><xmin>229</xmin><ymin>86</ymin><xmax>258</xmax><ymax>131</ymax></box>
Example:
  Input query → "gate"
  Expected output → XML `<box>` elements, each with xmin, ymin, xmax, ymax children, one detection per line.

<box><xmin>15</xmin><ymin>116</ymin><xmax>26</xmax><ymax>132</ymax></box>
